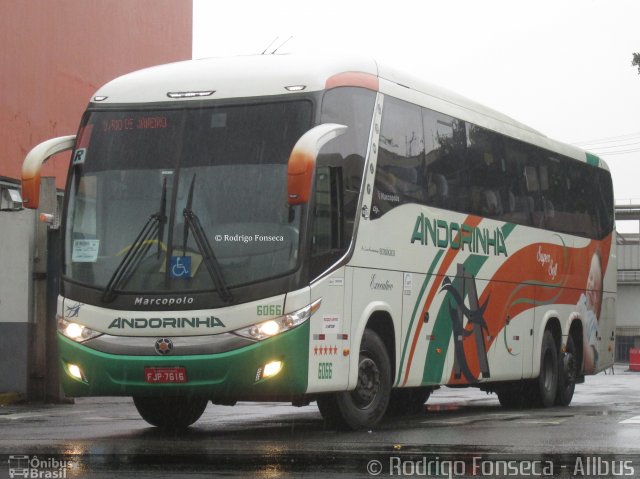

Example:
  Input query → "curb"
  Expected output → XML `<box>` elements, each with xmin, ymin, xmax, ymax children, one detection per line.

<box><xmin>0</xmin><ymin>392</ymin><xmax>24</xmax><ymax>406</ymax></box>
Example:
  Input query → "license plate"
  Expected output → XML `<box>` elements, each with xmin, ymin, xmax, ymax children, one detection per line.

<box><xmin>144</xmin><ymin>367</ymin><xmax>187</xmax><ymax>383</ymax></box>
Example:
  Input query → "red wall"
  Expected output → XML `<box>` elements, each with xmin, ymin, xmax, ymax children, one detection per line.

<box><xmin>0</xmin><ymin>0</ymin><xmax>192</xmax><ymax>188</ymax></box>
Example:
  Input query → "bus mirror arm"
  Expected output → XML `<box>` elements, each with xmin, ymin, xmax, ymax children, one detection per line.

<box><xmin>287</xmin><ymin>123</ymin><xmax>347</xmax><ymax>206</ymax></box>
<box><xmin>21</xmin><ymin>135</ymin><xmax>76</xmax><ymax>209</ymax></box>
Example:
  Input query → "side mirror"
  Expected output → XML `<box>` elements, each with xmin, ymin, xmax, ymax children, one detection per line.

<box><xmin>21</xmin><ymin>135</ymin><xmax>76</xmax><ymax>209</ymax></box>
<box><xmin>287</xmin><ymin>123</ymin><xmax>347</xmax><ymax>205</ymax></box>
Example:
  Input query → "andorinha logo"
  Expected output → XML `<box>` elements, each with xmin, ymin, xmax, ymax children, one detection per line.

<box><xmin>108</xmin><ymin>316</ymin><xmax>225</xmax><ymax>329</ymax></box>
<box><xmin>411</xmin><ymin>213</ymin><xmax>508</xmax><ymax>257</ymax></box>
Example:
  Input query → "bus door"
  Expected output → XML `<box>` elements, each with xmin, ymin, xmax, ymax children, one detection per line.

<box><xmin>308</xmin><ymin>267</ymin><xmax>350</xmax><ymax>392</ymax></box>
<box><xmin>307</xmin><ymin>165</ymin><xmax>350</xmax><ymax>392</ymax></box>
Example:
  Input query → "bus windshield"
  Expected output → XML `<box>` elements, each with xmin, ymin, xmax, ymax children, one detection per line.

<box><xmin>64</xmin><ymin>100</ymin><xmax>313</xmax><ymax>298</ymax></box>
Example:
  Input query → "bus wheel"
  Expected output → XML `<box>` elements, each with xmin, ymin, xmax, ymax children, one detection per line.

<box><xmin>386</xmin><ymin>387</ymin><xmax>431</xmax><ymax>416</ymax></box>
<box><xmin>555</xmin><ymin>335</ymin><xmax>577</xmax><ymax>406</ymax></box>
<box><xmin>317</xmin><ymin>329</ymin><xmax>391</xmax><ymax>430</ymax></box>
<box><xmin>533</xmin><ymin>330</ymin><xmax>559</xmax><ymax>407</ymax></box>
<box><xmin>133</xmin><ymin>396</ymin><xmax>208</xmax><ymax>430</ymax></box>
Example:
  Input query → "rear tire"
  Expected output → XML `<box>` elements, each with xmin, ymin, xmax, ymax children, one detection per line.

<box><xmin>555</xmin><ymin>335</ymin><xmax>577</xmax><ymax>406</ymax></box>
<box><xmin>532</xmin><ymin>330</ymin><xmax>559</xmax><ymax>408</ymax></box>
<box><xmin>316</xmin><ymin>329</ymin><xmax>391</xmax><ymax>430</ymax></box>
<box><xmin>133</xmin><ymin>396</ymin><xmax>208</xmax><ymax>430</ymax></box>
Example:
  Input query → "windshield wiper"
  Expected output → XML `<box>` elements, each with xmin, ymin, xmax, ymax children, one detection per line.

<box><xmin>182</xmin><ymin>174</ymin><xmax>233</xmax><ymax>303</ymax></box>
<box><xmin>157</xmin><ymin>176</ymin><xmax>168</xmax><ymax>259</ymax></box>
<box><xmin>102</xmin><ymin>178</ymin><xmax>168</xmax><ymax>303</ymax></box>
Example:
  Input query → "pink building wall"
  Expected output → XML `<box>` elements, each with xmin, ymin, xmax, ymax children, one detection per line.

<box><xmin>0</xmin><ymin>0</ymin><xmax>193</xmax><ymax>188</ymax></box>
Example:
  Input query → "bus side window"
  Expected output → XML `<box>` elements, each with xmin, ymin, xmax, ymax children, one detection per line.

<box><xmin>465</xmin><ymin>123</ymin><xmax>506</xmax><ymax>220</ymax></box>
<box><xmin>317</xmin><ymin>86</ymin><xmax>375</xmax><ymax>270</ymax></box>
<box><xmin>371</xmin><ymin>97</ymin><xmax>424</xmax><ymax>219</ymax></box>
<box><xmin>423</xmin><ymin>110</ymin><xmax>467</xmax><ymax>214</ymax></box>
<box><xmin>592</xmin><ymin>168</ymin><xmax>614</xmax><ymax>238</ymax></box>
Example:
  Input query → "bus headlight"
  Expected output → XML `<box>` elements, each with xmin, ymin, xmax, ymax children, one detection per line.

<box><xmin>234</xmin><ymin>298</ymin><xmax>321</xmax><ymax>341</ymax></box>
<box><xmin>57</xmin><ymin>316</ymin><xmax>102</xmax><ymax>342</ymax></box>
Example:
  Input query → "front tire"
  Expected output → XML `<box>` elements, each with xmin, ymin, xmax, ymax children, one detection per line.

<box><xmin>317</xmin><ymin>329</ymin><xmax>391</xmax><ymax>430</ymax></box>
<box><xmin>133</xmin><ymin>396</ymin><xmax>208</xmax><ymax>430</ymax></box>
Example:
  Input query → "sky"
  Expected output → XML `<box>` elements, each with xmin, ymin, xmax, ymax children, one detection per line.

<box><xmin>193</xmin><ymin>0</ymin><xmax>640</xmax><ymax>230</ymax></box>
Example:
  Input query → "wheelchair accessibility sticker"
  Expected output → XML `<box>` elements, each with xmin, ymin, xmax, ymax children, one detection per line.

<box><xmin>170</xmin><ymin>256</ymin><xmax>192</xmax><ymax>279</ymax></box>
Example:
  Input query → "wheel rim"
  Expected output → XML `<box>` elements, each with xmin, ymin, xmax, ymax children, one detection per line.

<box><xmin>351</xmin><ymin>355</ymin><xmax>381</xmax><ymax>409</ymax></box>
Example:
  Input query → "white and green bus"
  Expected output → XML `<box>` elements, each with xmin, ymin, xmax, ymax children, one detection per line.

<box><xmin>22</xmin><ymin>55</ymin><xmax>615</xmax><ymax>430</ymax></box>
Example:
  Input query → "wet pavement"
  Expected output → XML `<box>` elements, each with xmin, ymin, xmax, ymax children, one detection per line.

<box><xmin>1</xmin><ymin>365</ymin><xmax>639</xmax><ymax>477</ymax></box>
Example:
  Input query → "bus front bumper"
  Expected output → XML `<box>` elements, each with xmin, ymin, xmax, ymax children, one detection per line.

<box><xmin>57</xmin><ymin>322</ymin><xmax>309</xmax><ymax>399</ymax></box>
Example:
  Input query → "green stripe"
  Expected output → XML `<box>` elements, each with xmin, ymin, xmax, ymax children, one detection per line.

<box><xmin>508</xmin><ymin>285</ymin><xmax>564</xmax><ymax>309</ymax></box>
<box><xmin>501</xmin><ymin>222</ymin><xmax>516</xmax><ymax>238</ymax></box>
<box><xmin>395</xmin><ymin>250</ymin><xmax>444</xmax><ymax>386</ymax></box>
<box><xmin>57</xmin><ymin>322</ymin><xmax>310</xmax><ymax>397</ymax></box>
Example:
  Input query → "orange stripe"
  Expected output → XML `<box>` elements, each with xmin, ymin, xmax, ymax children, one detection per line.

<box><xmin>402</xmin><ymin>215</ymin><xmax>481</xmax><ymax>385</ymax></box>
<box><xmin>325</xmin><ymin>71</ymin><xmax>379</xmax><ymax>91</ymax></box>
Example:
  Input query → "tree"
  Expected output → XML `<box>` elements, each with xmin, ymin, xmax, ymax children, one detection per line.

<box><xmin>633</xmin><ymin>53</ymin><xmax>640</xmax><ymax>74</ymax></box>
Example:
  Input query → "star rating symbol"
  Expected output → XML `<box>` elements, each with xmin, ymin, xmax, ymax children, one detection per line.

<box><xmin>314</xmin><ymin>344</ymin><xmax>339</xmax><ymax>355</ymax></box>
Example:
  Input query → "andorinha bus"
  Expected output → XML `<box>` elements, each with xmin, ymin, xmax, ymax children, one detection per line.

<box><xmin>22</xmin><ymin>55</ymin><xmax>615</xmax><ymax>430</ymax></box>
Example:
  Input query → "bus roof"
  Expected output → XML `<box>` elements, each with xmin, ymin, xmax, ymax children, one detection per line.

<box><xmin>91</xmin><ymin>54</ymin><xmax>607</xmax><ymax>171</ymax></box>
<box><xmin>94</xmin><ymin>55</ymin><xmax>377</xmax><ymax>104</ymax></box>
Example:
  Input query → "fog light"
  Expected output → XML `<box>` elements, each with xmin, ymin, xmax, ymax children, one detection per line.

<box><xmin>67</xmin><ymin>363</ymin><xmax>85</xmax><ymax>381</ymax></box>
<box><xmin>263</xmin><ymin>360</ymin><xmax>283</xmax><ymax>378</ymax></box>
<box><xmin>256</xmin><ymin>360</ymin><xmax>283</xmax><ymax>381</ymax></box>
